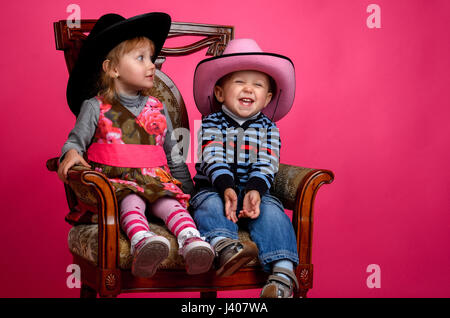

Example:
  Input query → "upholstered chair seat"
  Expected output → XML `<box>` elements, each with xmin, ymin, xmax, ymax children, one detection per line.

<box><xmin>68</xmin><ymin>223</ymin><xmax>259</xmax><ymax>270</ymax></box>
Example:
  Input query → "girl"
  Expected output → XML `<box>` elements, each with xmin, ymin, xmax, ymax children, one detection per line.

<box><xmin>58</xmin><ymin>12</ymin><xmax>214</xmax><ymax>277</ymax></box>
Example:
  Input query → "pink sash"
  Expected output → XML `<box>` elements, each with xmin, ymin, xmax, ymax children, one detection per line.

<box><xmin>87</xmin><ymin>143</ymin><xmax>167</xmax><ymax>168</ymax></box>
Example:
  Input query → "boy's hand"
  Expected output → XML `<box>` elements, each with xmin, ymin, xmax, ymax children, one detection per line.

<box><xmin>57</xmin><ymin>149</ymin><xmax>91</xmax><ymax>184</ymax></box>
<box><xmin>239</xmin><ymin>190</ymin><xmax>261</xmax><ymax>220</ymax></box>
<box><xmin>224</xmin><ymin>188</ymin><xmax>238</xmax><ymax>223</ymax></box>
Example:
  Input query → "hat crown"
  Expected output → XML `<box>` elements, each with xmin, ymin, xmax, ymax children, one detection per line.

<box><xmin>88</xmin><ymin>14</ymin><xmax>125</xmax><ymax>40</ymax></box>
<box><xmin>222</xmin><ymin>38</ymin><xmax>263</xmax><ymax>55</ymax></box>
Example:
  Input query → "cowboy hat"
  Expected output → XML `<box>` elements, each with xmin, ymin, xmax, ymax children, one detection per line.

<box><xmin>193</xmin><ymin>38</ymin><xmax>295</xmax><ymax>122</ymax></box>
<box><xmin>66</xmin><ymin>12</ymin><xmax>171</xmax><ymax>116</ymax></box>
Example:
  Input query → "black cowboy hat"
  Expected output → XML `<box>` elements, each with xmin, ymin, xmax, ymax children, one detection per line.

<box><xmin>66</xmin><ymin>12</ymin><xmax>171</xmax><ymax>116</ymax></box>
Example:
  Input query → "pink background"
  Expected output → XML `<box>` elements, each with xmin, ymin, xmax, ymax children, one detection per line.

<box><xmin>1</xmin><ymin>0</ymin><xmax>449</xmax><ymax>298</ymax></box>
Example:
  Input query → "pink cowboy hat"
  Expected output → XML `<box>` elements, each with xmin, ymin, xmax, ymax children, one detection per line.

<box><xmin>193</xmin><ymin>38</ymin><xmax>295</xmax><ymax>122</ymax></box>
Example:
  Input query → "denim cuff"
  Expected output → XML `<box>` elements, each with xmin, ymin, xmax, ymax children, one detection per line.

<box><xmin>259</xmin><ymin>250</ymin><xmax>299</xmax><ymax>272</ymax></box>
<box><xmin>202</xmin><ymin>228</ymin><xmax>239</xmax><ymax>243</ymax></box>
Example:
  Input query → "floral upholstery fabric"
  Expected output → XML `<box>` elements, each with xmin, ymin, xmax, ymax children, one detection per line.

<box><xmin>272</xmin><ymin>164</ymin><xmax>314</xmax><ymax>210</ymax></box>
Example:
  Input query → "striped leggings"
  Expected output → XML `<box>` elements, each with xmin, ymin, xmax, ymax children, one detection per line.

<box><xmin>120</xmin><ymin>194</ymin><xmax>199</xmax><ymax>251</ymax></box>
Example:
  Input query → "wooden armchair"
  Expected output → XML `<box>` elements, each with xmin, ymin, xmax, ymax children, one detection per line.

<box><xmin>46</xmin><ymin>18</ymin><xmax>334</xmax><ymax>298</ymax></box>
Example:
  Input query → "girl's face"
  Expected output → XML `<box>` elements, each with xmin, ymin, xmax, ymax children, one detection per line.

<box><xmin>214</xmin><ymin>70</ymin><xmax>273</xmax><ymax>118</ymax></box>
<box><xmin>112</xmin><ymin>42</ymin><xmax>155</xmax><ymax>95</ymax></box>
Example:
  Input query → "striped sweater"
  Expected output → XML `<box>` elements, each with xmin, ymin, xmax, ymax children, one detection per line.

<box><xmin>193</xmin><ymin>110</ymin><xmax>281</xmax><ymax>196</ymax></box>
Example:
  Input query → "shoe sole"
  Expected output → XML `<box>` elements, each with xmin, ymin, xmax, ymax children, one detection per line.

<box><xmin>131</xmin><ymin>238</ymin><xmax>170</xmax><ymax>278</ymax></box>
<box><xmin>184</xmin><ymin>245</ymin><xmax>215</xmax><ymax>275</ymax></box>
<box><xmin>260</xmin><ymin>284</ymin><xmax>294</xmax><ymax>298</ymax></box>
<box><xmin>216</xmin><ymin>242</ymin><xmax>258</xmax><ymax>277</ymax></box>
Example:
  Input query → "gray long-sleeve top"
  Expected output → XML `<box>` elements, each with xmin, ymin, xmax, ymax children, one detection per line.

<box><xmin>61</xmin><ymin>94</ymin><xmax>194</xmax><ymax>195</ymax></box>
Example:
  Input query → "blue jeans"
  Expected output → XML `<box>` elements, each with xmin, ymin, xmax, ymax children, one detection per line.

<box><xmin>191</xmin><ymin>187</ymin><xmax>299</xmax><ymax>272</ymax></box>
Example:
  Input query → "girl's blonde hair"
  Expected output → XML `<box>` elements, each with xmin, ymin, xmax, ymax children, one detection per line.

<box><xmin>98</xmin><ymin>37</ymin><xmax>156</xmax><ymax>104</ymax></box>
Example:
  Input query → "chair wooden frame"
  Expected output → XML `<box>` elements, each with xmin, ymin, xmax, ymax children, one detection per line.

<box><xmin>47</xmin><ymin>19</ymin><xmax>334</xmax><ymax>298</ymax></box>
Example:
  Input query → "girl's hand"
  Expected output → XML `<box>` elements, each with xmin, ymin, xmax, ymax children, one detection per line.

<box><xmin>239</xmin><ymin>190</ymin><xmax>261</xmax><ymax>219</ymax></box>
<box><xmin>224</xmin><ymin>188</ymin><xmax>238</xmax><ymax>223</ymax></box>
<box><xmin>57</xmin><ymin>149</ymin><xmax>91</xmax><ymax>184</ymax></box>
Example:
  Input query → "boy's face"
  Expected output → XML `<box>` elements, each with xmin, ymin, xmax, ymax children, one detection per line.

<box><xmin>214</xmin><ymin>70</ymin><xmax>273</xmax><ymax>118</ymax></box>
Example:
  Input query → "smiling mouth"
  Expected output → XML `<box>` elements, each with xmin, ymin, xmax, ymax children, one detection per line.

<box><xmin>239</xmin><ymin>98</ymin><xmax>254</xmax><ymax>106</ymax></box>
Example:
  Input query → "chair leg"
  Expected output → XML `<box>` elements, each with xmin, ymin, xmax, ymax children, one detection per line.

<box><xmin>295</xmin><ymin>288</ymin><xmax>308</xmax><ymax>298</ymax></box>
<box><xmin>295</xmin><ymin>264</ymin><xmax>312</xmax><ymax>298</ymax></box>
<box><xmin>80</xmin><ymin>283</ymin><xmax>97</xmax><ymax>298</ymax></box>
<box><xmin>200</xmin><ymin>291</ymin><xmax>217</xmax><ymax>298</ymax></box>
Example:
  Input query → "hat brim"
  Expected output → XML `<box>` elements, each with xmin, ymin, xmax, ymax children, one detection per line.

<box><xmin>193</xmin><ymin>52</ymin><xmax>295</xmax><ymax>122</ymax></box>
<box><xmin>67</xmin><ymin>12</ymin><xmax>171</xmax><ymax>116</ymax></box>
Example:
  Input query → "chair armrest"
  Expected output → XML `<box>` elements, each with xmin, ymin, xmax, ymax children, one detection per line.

<box><xmin>273</xmin><ymin>163</ymin><xmax>334</xmax><ymax>294</ymax></box>
<box><xmin>272</xmin><ymin>163</ymin><xmax>316</xmax><ymax>210</ymax></box>
<box><xmin>46</xmin><ymin>157</ymin><xmax>59</xmax><ymax>172</ymax></box>
<box><xmin>46</xmin><ymin>157</ymin><xmax>92</xmax><ymax>173</ymax></box>
<box><xmin>273</xmin><ymin>163</ymin><xmax>334</xmax><ymax>210</ymax></box>
<box><xmin>46</xmin><ymin>157</ymin><xmax>103</xmax><ymax>213</ymax></box>
<box><xmin>47</xmin><ymin>156</ymin><xmax>121</xmax><ymax>292</ymax></box>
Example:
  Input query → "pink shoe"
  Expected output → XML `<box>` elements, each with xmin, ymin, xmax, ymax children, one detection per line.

<box><xmin>131</xmin><ymin>235</ymin><xmax>170</xmax><ymax>278</ymax></box>
<box><xmin>179</xmin><ymin>237</ymin><xmax>215</xmax><ymax>275</ymax></box>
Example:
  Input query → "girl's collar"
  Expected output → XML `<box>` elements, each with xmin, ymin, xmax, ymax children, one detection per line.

<box><xmin>115</xmin><ymin>93</ymin><xmax>146</xmax><ymax>108</ymax></box>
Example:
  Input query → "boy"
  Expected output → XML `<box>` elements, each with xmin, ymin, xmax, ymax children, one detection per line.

<box><xmin>191</xmin><ymin>39</ymin><xmax>299</xmax><ymax>297</ymax></box>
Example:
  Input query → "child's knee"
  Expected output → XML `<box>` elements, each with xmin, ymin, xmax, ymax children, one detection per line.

<box><xmin>259</xmin><ymin>198</ymin><xmax>290</xmax><ymax>223</ymax></box>
<box><xmin>120</xmin><ymin>194</ymin><xmax>146</xmax><ymax>212</ymax></box>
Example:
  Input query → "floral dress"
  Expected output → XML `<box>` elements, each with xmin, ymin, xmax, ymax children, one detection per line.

<box><xmin>86</xmin><ymin>95</ymin><xmax>190</xmax><ymax>208</ymax></box>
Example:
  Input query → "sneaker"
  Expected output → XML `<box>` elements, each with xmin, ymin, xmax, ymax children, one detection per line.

<box><xmin>260</xmin><ymin>267</ymin><xmax>299</xmax><ymax>298</ymax></box>
<box><xmin>179</xmin><ymin>237</ymin><xmax>215</xmax><ymax>275</ymax></box>
<box><xmin>131</xmin><ymin>235</ymin><xmax>170</xmax><ymax>278</ymax></box>
<box><xmin>214</xmin><ymin>238</ymin><xmax>258</xmax><ymax>277</ymax></box>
